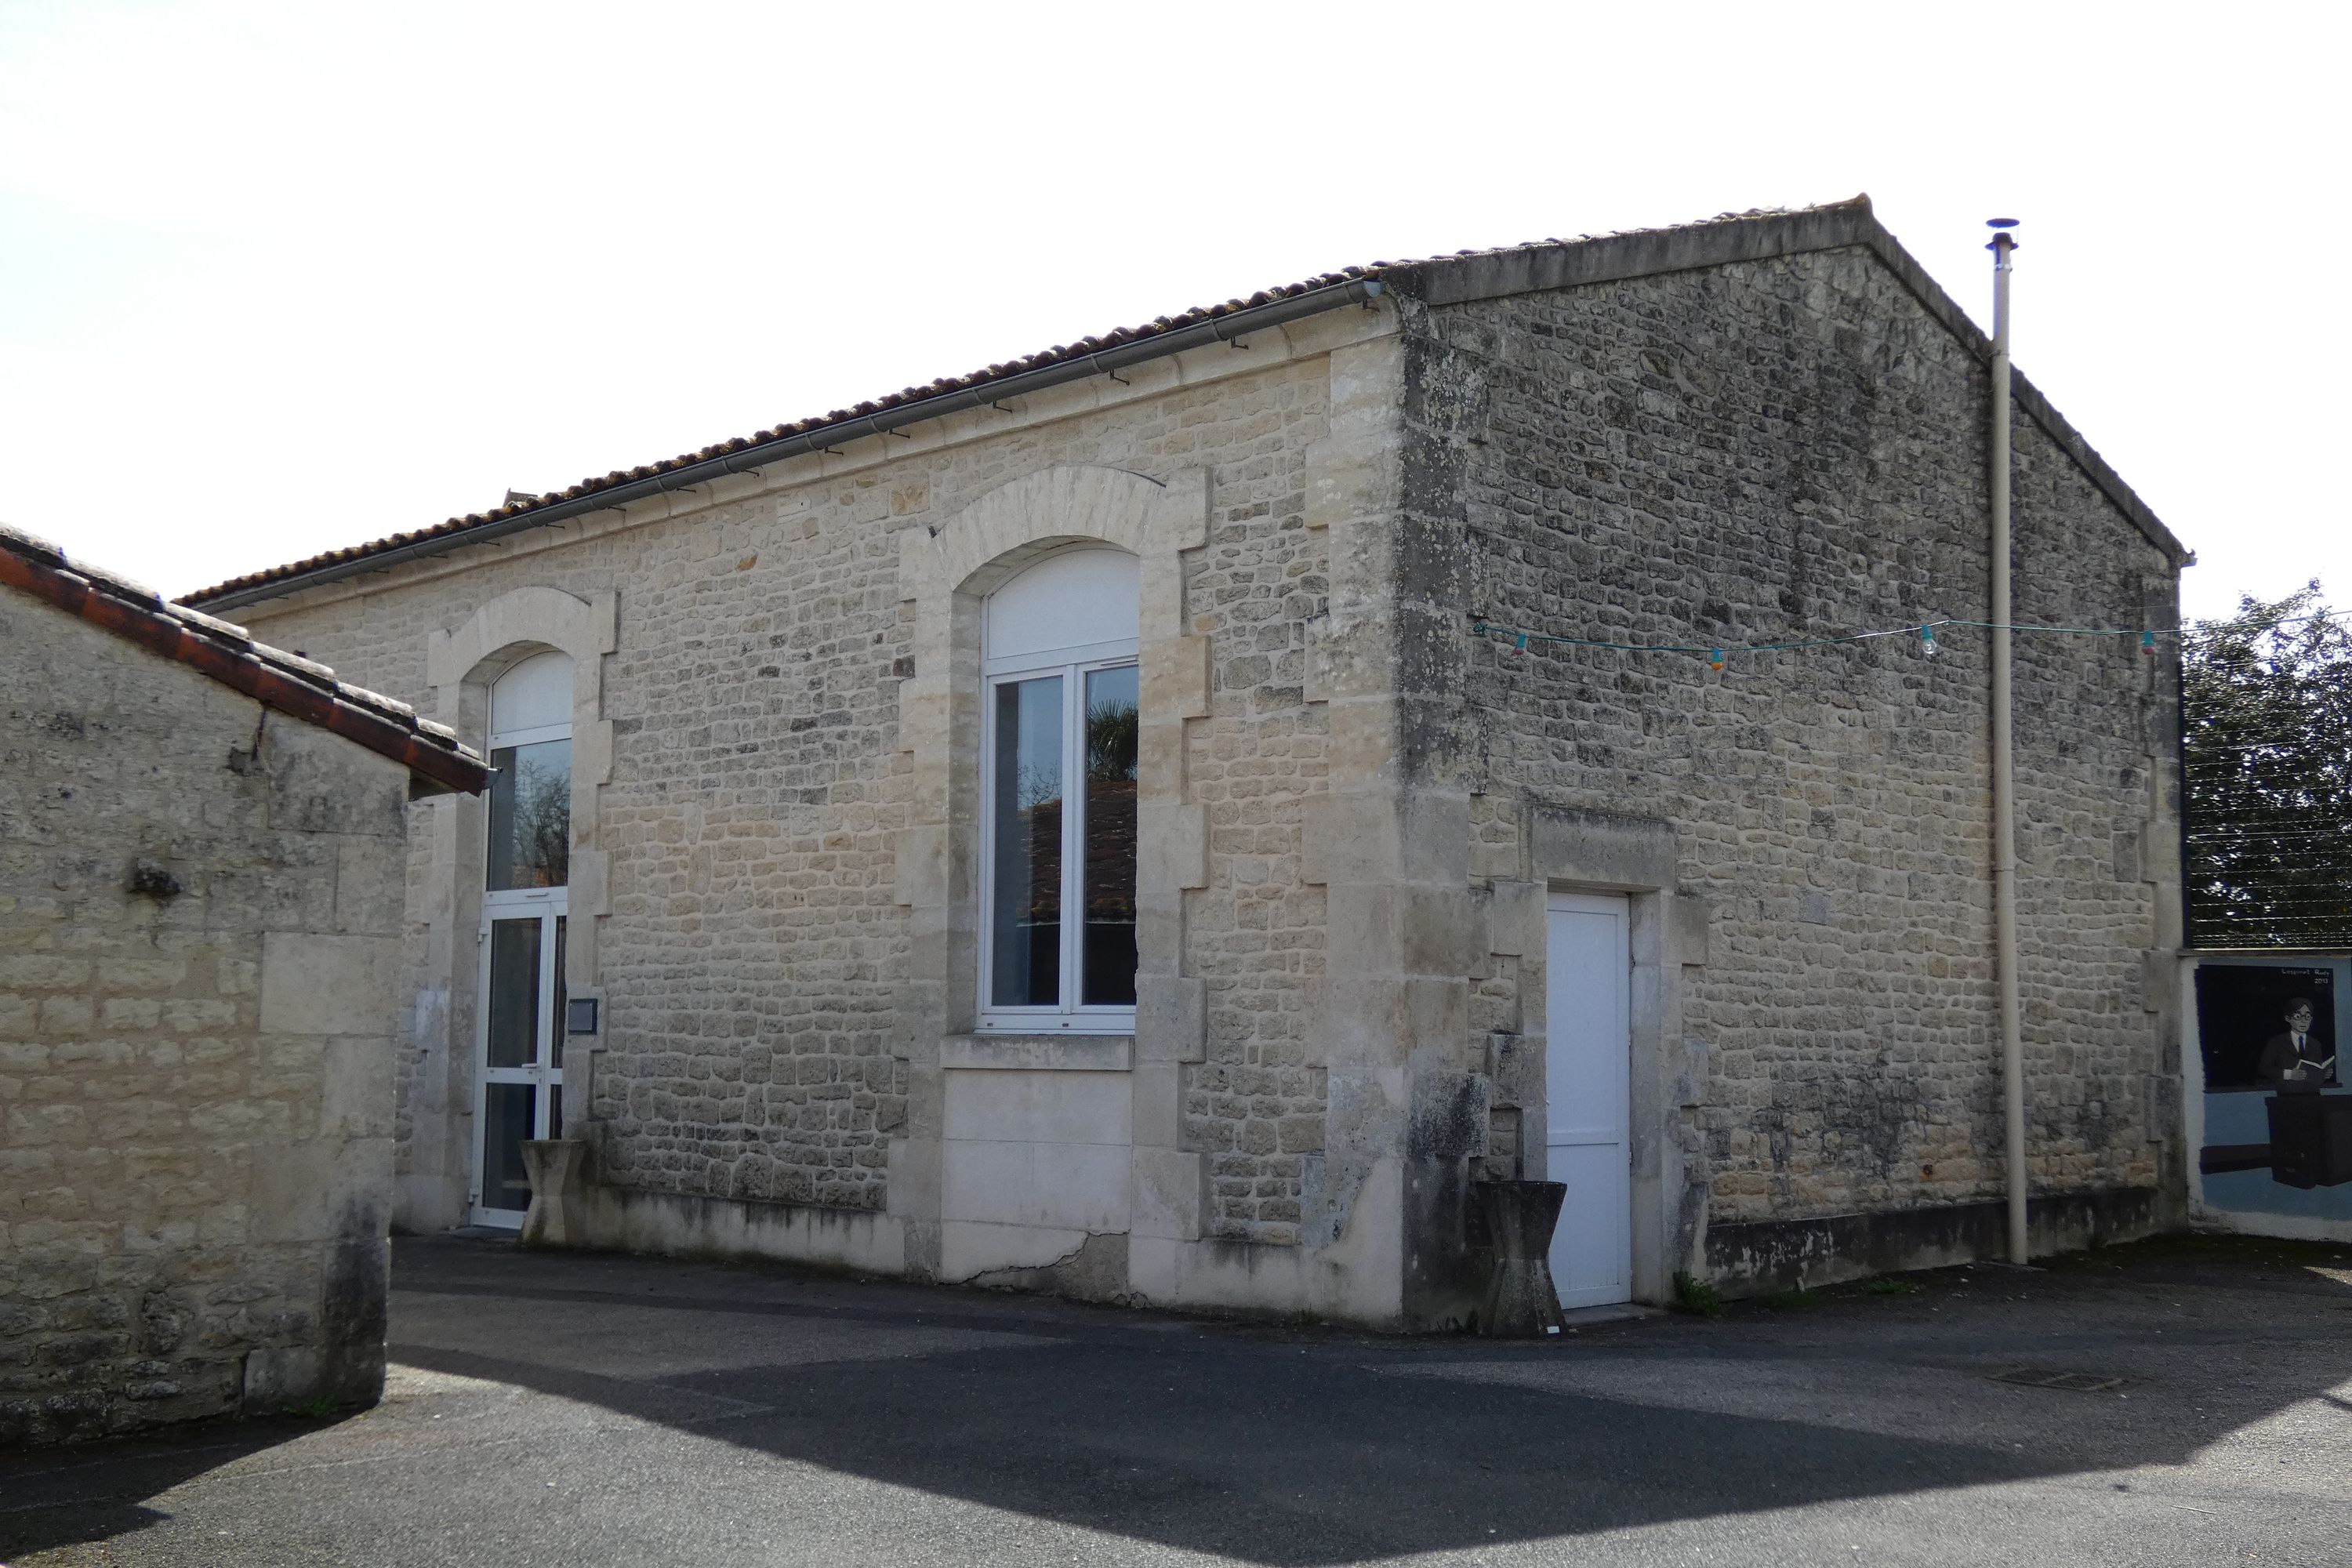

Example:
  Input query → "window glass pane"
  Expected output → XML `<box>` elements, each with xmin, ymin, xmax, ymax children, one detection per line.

<box><xmin>486</xmin><ymin>919</ymin><xmax>542</xmax><ymax>1069</ymax></box>
<box><xmin>481</xmin><ymin>1083</ymin><xmax>535</xmax><ymax>1210</ymax></box>
<box><xmin>487</xmin><ymin>739</ymin><xmax>571</xmax><ymax>890</ymax></box>
<box><xmin>1081</xmin><ymin>665</ymin><xmax>1139</xmax><ymax>1007</ymax></box>
<box><xmin>990</xmin><ymin>675</ymin><xmax>1063</xmax><ymax>1007</ymax></box>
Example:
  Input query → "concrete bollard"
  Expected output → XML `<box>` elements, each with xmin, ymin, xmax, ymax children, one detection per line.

<box><xmin>1475</xmin><ymin>1179</ymin><xmax>1567</xmax><ymax>1337</ymax></box>
<box><xmin>521</xmin><ymin>1138</ymin><xmax>590</xmax><ymax>1248</ymax></box>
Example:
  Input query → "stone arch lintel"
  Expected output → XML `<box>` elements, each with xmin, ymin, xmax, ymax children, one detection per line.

<box><xmin>426</xmin><ymin>586</ymin><xmax>617</xmax><ymax>692</ymax></box>
<box><xmin>898</xmin><ymin>465</ymin><xmax>1208</xmax><ymax>610</ymax></box>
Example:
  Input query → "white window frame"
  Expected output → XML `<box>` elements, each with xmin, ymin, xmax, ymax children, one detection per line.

<box><xmin>977</xmin><ymin>631</ymin><xmax>1139</xmax><ymax>1035</ymax></box>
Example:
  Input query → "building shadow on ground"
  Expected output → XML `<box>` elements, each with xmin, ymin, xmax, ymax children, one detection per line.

<box><xmin>6</xmin><ymin>1232</ymin><xmax>2350</xmax><ymax>1566</ymax></box>
<box><xmin>392</xmin><ymin>1333</ymin><xmax>2065</xmax><ymax>1563</ymax></box>
<box><xmin>0</xmin><ymin>1414</ymin><xmax>355</xmax><ymax>1561</ymax></box>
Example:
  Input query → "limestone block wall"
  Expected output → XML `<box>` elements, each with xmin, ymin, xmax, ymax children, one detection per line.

<box><xmin>231</xmin><ymin>314</ymin><xmax>1370</xmax><ymax>1274</ymax></box>
<box><xmin>1417</xmin><ymin>244</ymin><xmax>2181</xmax><ymax>1287</ymax></box>
<box><xmin>0</xmin><ymin>594</ymin><xmax>409</xmax><ymax>1443</ymax></box>
<box><xmin>216</xmin><ymin>232</ymin><xmax>2186</xmax><ymax>1317</ymax></box>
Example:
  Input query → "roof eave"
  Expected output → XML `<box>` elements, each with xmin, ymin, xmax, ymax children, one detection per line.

<box><xmin>188</xmin><ymin>275</ymin><xmax>1388</xmax><ymax>613</ymax></box>
<box><xmin>189</xmin><ymin>195</ymin><xmax>2186</xmax><ymax>610</ymax></box>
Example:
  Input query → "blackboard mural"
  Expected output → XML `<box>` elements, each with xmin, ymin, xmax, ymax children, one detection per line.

<box><xmin>2194</xmin><ymin>959</ymin><xmax>2352</xmax><ymax>1227</ymax></box>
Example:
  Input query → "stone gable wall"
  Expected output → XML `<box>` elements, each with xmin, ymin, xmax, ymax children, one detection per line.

<box><xmin>0</xmin><ymin>593</ymin><xmax>408</xmax><ymax>1442</ymax></box>
<box><xmin>238</xmin><ymin>354</ymin><xmax>1340</xmax><ymax>1242</ymax></box>
<box><xmin>1417</xmin><ymin>245</ymin><xmax>2179</xmax><ymax>1261</ymax></box>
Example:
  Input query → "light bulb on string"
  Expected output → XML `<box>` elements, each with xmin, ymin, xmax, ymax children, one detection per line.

<box><xmin>1457</xmin><ymin>608</ymin><xmax>2225</xmax><ymax>671</ymax></box>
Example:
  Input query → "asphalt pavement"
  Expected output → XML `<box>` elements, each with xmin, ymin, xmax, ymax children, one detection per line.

<box><xmin>4</xmin><ymin>1231</ymin><xmax>2349</xmax><ymax>1566</ymax></box>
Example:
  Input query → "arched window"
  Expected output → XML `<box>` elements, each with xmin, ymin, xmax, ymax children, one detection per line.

<box><xmin>477</xmin><ymin>650</ymin><xmax>573</xmax><ymax>1222</ymax></box>
<box><xmin>979</xmin><ymin>548</ymin><xmax>1140</xmax><ymax>1032</ymax></box>
<box><xmin>485</xmin><ymin>651</ymin><xmax>572</xmax><ymax>891</ymax></box>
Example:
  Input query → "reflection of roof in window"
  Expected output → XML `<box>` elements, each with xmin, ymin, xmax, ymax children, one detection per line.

<box><xmin>1011</xmin><ymin>782</ymin><xmax>1137</xmax><ymax>922</ymax></box>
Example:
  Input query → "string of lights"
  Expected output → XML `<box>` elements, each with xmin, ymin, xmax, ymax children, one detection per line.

<box><xmin>1467</xmin><ymin>610</ymin><xmax>2336</xmax><ymax>671</ymax></box>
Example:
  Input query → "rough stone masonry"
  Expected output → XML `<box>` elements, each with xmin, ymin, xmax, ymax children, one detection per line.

<box><xmin>183</xmin><ymin>197</ymin><xmax>2189</xmax><ymax>1327</ymax></box>
<box><xmin>0</xmin><ymin>529</ymin><xmax>485</xmax><ymax>1442</ymax></box>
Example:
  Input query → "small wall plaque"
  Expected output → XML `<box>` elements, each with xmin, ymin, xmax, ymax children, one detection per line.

<box><xmin>566</xmin><ymin>997</ymin><xmax>599</xmax><ymax>1036</ymax></box>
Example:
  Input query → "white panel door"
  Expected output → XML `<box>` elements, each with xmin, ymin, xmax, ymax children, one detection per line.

<box><xmin>1546</xmin><ymin>891</ymin><xmax>1632</xmax><ymax>1308</ymax></box>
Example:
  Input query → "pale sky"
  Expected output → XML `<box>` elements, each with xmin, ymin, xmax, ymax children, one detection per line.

<box><xmin>1</xmin><ymin>1</ymin><xmax>2342</xmax><ymax>621</ymax></box>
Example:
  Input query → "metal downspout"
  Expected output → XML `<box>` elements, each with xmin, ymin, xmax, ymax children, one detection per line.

<box><xmin>1987</xmin><ymin>222</ymin><xmax>2027</xmax><ymax>1264</ymax></box>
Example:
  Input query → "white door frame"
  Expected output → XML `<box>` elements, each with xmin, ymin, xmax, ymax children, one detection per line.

<box><xmin>471</xmin><ymin>887</ymin><xmax>566</xmax><ymax>1227</ymax></box>
<box><xmin>1546</xmin><ymin>890</ymin><xmax>1634</xmax><ymax>1308</ymax></box>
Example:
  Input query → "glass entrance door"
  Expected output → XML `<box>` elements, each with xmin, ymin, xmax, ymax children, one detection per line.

<box><xmin>475</xmin><ymin>902</ymin><xmax>565</xmax><ymax>1224</ymax></box>
<box><xmin>473</xmin><ymin>648</ymin><xmax>575</xmax><ymax>1228</ymax></box>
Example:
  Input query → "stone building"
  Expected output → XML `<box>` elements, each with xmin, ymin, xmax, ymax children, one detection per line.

<box><xmin>183</xmin><ymin>198</ymin><xmax>2190</xmax><ymax>1328</ymax></box>
<box><xmin>1</xmin><ymin>525</ymin><xmax>487</xmax><ymax>1443</ymax></box>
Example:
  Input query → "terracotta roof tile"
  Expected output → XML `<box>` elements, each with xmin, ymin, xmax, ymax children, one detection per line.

<box><xmin>1</xmin><ymin>521</ymin><xmax>488</xmax><ymax>796</ymax></box>
<box><xmin>187</xmin><ymin>202</ymin><xmax>1877</xmax><ymax>604</ymax></box>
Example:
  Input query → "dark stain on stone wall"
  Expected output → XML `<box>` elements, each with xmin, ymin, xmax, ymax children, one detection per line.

<box><xmin>1708</xmin><ymin>1186</ymin><xmax>2160</xmax><ymax>1294</ymax></box>
<box><xmin>1395</xmin><ymin>295</ymin><xmax>1486</xmax><ymax>788</ymax></box>
<box><xmin>1401</xmin><ymin>1069</ymin><xmax>1491</xmax><ymax>1327</ymax></box>
<box><xmin>320</xmin><ymin>1203</ymin><xmax>390</xmax><ymax>1406</ymax></box>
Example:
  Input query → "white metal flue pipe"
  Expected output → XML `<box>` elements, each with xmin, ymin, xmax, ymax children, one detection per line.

<box><xmin>1987</xmin><ymin>223</ymin><xmax>2027</xmax><ymax>1265</ymax></box>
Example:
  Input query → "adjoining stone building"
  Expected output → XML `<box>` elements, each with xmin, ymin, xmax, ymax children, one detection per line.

<box><xmin>0</xmin><ymin>525</ymin><xmax>487</xmax><ymax>1443</ymax></box>
<box><xmin>183</xmin><ymin>197</ymin><xmax>2191</xmax><ymax>1328</ymax></box>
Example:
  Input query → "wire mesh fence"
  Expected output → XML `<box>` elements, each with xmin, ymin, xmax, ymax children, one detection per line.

<box><xmin>2181</xmin><ymin>591</ymin><xmax>2352</xmax><ymax>951</ymax></box>
<box><xmin>2183</xmin><ymin>814</ymin><xmax>2352</xmax><ymax>949</ymax></box>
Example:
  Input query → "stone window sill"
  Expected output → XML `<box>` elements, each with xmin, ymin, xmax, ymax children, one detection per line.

<box><xmin>942</xmin><ymin>1034</ymin><xmax>1134</xmax><ymax>1072</ymax></box>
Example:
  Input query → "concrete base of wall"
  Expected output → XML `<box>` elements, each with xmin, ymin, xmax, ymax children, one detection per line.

<box><xmin>1129</xmin><ymin>1234</ymin><xmax>1405</xmax><ymax>1328</ymax></box>
<box><xmin>968</xmin><ymin>1231</ymin><xmax>1131</xmax><ymax>1299</ymax></box>
<box><xmin>534</xmin><ymin>1174</ymin><xmax>2177</xmax><ymax>1325</ymax></box>
<box><xmin>575</xmin><ymin>1181</ymin><xmax>909</xmax><ymax>1276</ymax></box>
<box><xmin>1704</xmin><ymin>1186</ymin><xmax>2168</xmax><ymax>1294</ymax></box>
<box><xmin>2188</xmin><ymin>1207</ymin><xmax>2352</xmax><ymax>1245</ymax></box>
<box><xmin>528</xmin><ymin>1165</ymin><xmax>1412</xmax><ymax>1328</ymax></box>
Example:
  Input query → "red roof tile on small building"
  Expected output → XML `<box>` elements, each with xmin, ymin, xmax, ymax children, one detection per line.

<box><xmin>2</xmin><ymin>522</ymin><xmax>488</xmax><ymax>797</ymax></box>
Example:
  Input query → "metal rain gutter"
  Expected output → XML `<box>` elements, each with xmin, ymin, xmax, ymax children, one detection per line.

<box><xmin>195</xmin><ymin>277</ymin><xmax>1387</xmax><ymax>612</ymax></box>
